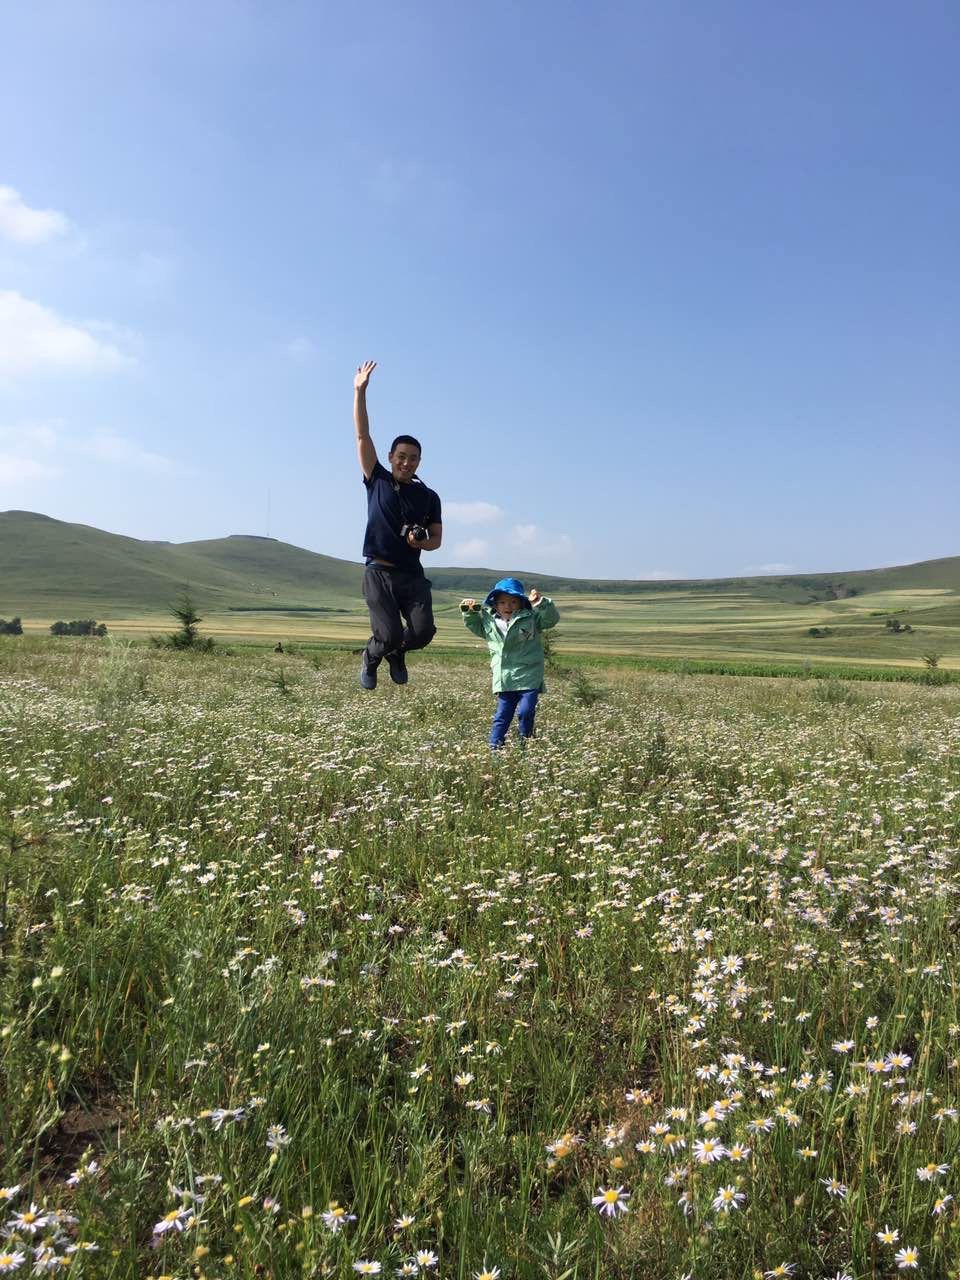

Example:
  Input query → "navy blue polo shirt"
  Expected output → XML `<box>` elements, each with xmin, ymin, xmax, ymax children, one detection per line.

<box><xmin>362</xmin><ymin>461</ymin><xmax>442</xmax><ymax>571</ymax></box>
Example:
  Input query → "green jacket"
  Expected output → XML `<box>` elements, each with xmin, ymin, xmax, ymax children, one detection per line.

<box><xmin>462</xmin><ymin>597</ymin><xmax>560</xmax><ymax>693</ymax></box>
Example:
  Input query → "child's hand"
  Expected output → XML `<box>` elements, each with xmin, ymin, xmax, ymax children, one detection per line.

<box><xmin>460</xmin><ymin>598</ymin><xmax>478</xmax><ymax>611</ymax></box>
<box><xmin>528</xmin><ymin>587</ymin><xmax>542</xmax><ymax>605</ymax></box>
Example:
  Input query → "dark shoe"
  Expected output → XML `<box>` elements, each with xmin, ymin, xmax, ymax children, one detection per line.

<box><xmin>359</xmin><ymin>651</ymin><xmax>379</xmax><ymax>690</ymax></box>
<box><xmin>386</xmin><ymin>650</ymin><xmax>408</xmax><ymax>685</ymax></box>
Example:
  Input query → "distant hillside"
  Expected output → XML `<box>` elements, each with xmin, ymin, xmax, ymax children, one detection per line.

<box><xmin>0</xmin><ymin>511</ymin><xmax>364</xmax><ymax>614</ymax></box>
<box><xmin>2</xmin><ymin>509</ymin><xmax>959</xmax><ymax>616</ymax></box>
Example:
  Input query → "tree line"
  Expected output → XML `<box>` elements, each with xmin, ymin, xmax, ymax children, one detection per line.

<box><xmin>0</xmin><ymin>618</ymin><xmax>110</xmax><ymax>636</ymax></box>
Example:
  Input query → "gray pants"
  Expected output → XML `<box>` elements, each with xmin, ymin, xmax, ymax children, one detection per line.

<box><xmin>362</xmin><ymin>564</ymin><xmax>436</xmax><ymax>662</ymax></box>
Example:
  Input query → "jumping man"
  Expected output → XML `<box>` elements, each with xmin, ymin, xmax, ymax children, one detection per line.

<box><xmin>354</xmin><ymin>360</ymin><xmax>443</xmax><ymax>689</ymax></box>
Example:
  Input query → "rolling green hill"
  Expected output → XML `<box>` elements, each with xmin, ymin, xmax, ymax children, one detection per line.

<box><xmin>4</xmin><ymin>509</ymin><xmax>959</xmax><ymax>613</ymax></box>
<box><xmin>3</xmin><ymin>510</ymin><xmax>959</xmax><ymax>667</ymax></box>
<box><xmin>0</xmin><ymin>511</ymin><xmax>364</xmax><ymax>613</ymax></box>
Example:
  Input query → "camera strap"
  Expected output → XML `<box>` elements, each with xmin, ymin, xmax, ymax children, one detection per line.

<box><xmin>392</xmin><ymin>475</ymin><xmax>427</xmax><ymax>528</ymax></box>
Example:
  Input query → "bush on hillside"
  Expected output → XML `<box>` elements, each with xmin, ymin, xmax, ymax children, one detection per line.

<box><xmin>0</xmin><ymin>617</ymin><xmax>23</xmax><ymax>635</ymax></box>
<box><xmin>50</xmin><ymin>620</ymin><xmax>108</xmax><ymax>637</ymax></box>
<box><xmin>152</xmin><ymin>590</ymin><xmax>216</xmax><ymax>652</ymax></box>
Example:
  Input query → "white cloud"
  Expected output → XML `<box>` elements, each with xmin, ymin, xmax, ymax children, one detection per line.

<box><xmin>284</xmin><ymin>336</ymin><xmax>318</xmax><ymax>362</ymax></box>
<box><xmin>0</xmin><ymin>421</ymin><xmax>176</xmax><ymax>490</ymax></box>
<box><xmin>438</xmin><ymin>522</ymin><xmax>584</xmax><ymax>575</ymax></box>
<box><xmin>0</xmin><ymin>186</ymin><xmax>69</xmax><ymax>245</ymax></box>
<box><xmin>511</xmin><ymin>523</ymin><xmax>539</xmax><ymax>546</ymax></box>
<box><xmin>742</xmin><ymin>562</ymin><xmax>796</xmax><ymax>575</ymax></box>
<box><xmin>445</xmin><ymin>501</ymin><xmax>504</xmax><ymax>525</ymax></box>
<box><xmin>635</xmin><ymin>569</ymin><xmax>680</xmax><ymax>581</ymax></box>
<box><xmin>509</xmin><ymin>523</ymin><xmax>573</xmax><ymax>556</ymax></box>
<box><xmin>77</xmin><ymin>430</ymin><xmax>176</xmax><ymax>472</ymax></box>
<box><xmin>132</xmin><ymin>250</ymin><xmax>177</xmax><ymax>296</ymax></box>
<box><xmin>0</xmin><ymin>422</ymin><xmax>60</xmax><ymax>488</ymax></box>
<box><xmin>0</xmin><ymin>291</ymin><xmax>134</xmax><ymax>378</ymax></box>
<box><xmin>0</xmin><ymin>454</ymin><xmax>56</xmax><ymax>484</ymax></box>
<box><xmin>0</xmin><ymin>423</ymin><xmax>59</xmax><ymax>453</ymax></box>
<box><xmin>453</xmin><ymin>538</ymin><xmax>491</xmax><ymax>561</ymax></box>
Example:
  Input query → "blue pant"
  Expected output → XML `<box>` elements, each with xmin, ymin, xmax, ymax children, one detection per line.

<box><xmin>490</xmin><ymin>690</ymin><xmax>540</xmax><ymax>748</ymax></box>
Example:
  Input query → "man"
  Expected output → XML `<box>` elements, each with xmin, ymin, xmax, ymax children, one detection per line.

<box><xmin>354</xmin><ymin>360</ymin><xmax>442</xmax><ymax>689</ymax></box>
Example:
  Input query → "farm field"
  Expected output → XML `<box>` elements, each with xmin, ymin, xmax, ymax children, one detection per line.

<box><xmin>3</xmin><ymin>511</ymin><xmax>960</xmax><ymax>671</ymax></box>
<box><xmin>15</xmin><ymin>583</ymin><xmax>960</xmax><ymax>672</ymax></box>
<box><xmin>1</xmin><ymin>640</ymin><xmax>959</xmax><ymax>1278</ymax></box>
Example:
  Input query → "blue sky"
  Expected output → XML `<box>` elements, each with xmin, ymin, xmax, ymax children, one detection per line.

<box><xmin>1</xmin><ymin>0</ymin><xmax>957</xmax><ymax>579</ymax></box>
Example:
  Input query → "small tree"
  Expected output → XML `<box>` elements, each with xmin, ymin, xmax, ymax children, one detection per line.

<box><xmin>541</xmin><ymin>626</ymin><xmax>559</xmax><ymax>670</ymax></box>
<box><xmin>153</xmin><ymin>590</ymin><xmax>215</xmax><ymax>651</ymax></box>
<box><xmin>0</xmin><ymin>617</ymin><xmax>23</xmax><ymax>636</ymax></box>
<box><xmin>50</xmin><ymin>620</ymin><xmax>108</xmax><ymax>637</ymax></box>
<box><xmin>921</xmin><ymin>651</ymin><xmax>947</xmax><ymax>686</ymax></box>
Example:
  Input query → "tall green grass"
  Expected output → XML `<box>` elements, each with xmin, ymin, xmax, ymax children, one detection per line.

<box><xmin>1</xmin><ymin>642</ymin><xmax>959</xmax><ymax>1278</ymax></box>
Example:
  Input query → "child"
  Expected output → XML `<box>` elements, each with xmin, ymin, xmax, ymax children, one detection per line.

<box><xmin>460</xmin><ymin>577</ymin><xmax>560</xmax><ymax>749</ymax></box>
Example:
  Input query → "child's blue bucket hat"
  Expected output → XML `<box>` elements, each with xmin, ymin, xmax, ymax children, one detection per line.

<box><xmin>484</xmin><ymin>577</ymin><xmax>531</xmax><ymax>609</ymax></box>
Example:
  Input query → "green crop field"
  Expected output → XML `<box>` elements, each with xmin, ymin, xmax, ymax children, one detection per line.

<box><xmin>15</xmin><ymin>586</ymin><xmax>960</xmax><ymax>675</ymax></box>
<box><xmin>2</xmin><ymin>640</ymin><xmax>959</xmax><ymax>1278</ymax></box>
<box><xmin>3</xmin><ymin>511</ymin><xmax>960</xmax><ymax>674</ymax></box>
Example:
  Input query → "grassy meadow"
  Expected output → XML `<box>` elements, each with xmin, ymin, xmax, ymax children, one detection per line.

<box><xmin>15</xmin><ymin>583</ymin><xmax>960</xmax><ymax>674</ymax></box>
<box><xmin>2</xmin><ymin>638</ymin><xmax>960</xmax><ymax>1279</ymax></box>
<box><xmin>4</xmin><ymin>510</ymin><xmax>960</xmax><ymax>673</ymax></box>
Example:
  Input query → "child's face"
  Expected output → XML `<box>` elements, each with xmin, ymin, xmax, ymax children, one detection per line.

<box><xmin>493</xmin><ymin>593</ymin><xmax>524</xmax><ymax>619</ymax></box>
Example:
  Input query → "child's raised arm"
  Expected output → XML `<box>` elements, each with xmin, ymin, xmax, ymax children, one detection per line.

<box><xmin>460</xmin><ymin>598</ymin><xmax>485</xmax><ymax>636</ymax></box>
<box><xmin>529</xmin><ymin>587</ymin><xmax>559</xmax><ymax>631</ymax></box>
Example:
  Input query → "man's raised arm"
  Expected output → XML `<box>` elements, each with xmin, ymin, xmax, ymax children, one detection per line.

<box><xmin>354</xmin><ymin>360</ymin><xmax>378</xmax><ymax>479</ymax></box>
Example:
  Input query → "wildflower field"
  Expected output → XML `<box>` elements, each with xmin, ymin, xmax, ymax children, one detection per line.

<box><xmin>1</xmin><ymin>639</ymin><xmax>959</xmax><ymax>1280</ymax></box>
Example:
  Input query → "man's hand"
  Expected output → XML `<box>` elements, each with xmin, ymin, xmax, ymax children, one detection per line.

<box><xmin>529</xmin><ymin>587</ymin><xmax>542</xmax><ymax>605</ymax></box>
<box><xmin>354</xmin><ymin>361</ymin><xmax>378</xmax><ymax>478</ymax></box>
<box><xmin>409</xmin><ymin>522</ymin><xmax>442</xmax><ymax>552</ymax></box>
<box><xmin>354</xmin><ymin>360</ymin><xmax>377</xmax><ymax>392</ymax></box>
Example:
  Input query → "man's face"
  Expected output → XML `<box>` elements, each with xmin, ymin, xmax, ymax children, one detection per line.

<box><xmin>388</xmin><ymin>444</ymin><xmax>421</xmax><ymax>483</ymax></box>
<box><xmin>493</xmin><ymin>593</ymin><xmax>524</xmax><ymax>619</ymax></box>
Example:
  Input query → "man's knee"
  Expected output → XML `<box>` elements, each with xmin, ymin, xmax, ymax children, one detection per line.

<box><xmin>405</xmin><ymin>621</ymin><xmax>436</xmax><ymax>651</ymax></box>
<box><xmin>382</xmin><ymin>623</ymin><xmax>406</xmax><ymax>650</ymax></box>
<box><xmin>368</xmin><ymin>618</ymin><xmax>404</xmax><ymax>656</ymax></box>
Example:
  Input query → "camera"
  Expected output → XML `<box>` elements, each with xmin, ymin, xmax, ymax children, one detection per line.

<box><xmin>401</xmin><ymin>523</ymin><xmax>429</xmax><ymax>544</ymax></box>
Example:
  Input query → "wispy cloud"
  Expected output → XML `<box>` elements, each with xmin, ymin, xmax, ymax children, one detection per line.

<box><xmin>0</xmin><ymin>421</ymin><xmax>177</xmax><ymax>490</ymax></box>
<box><xmin>0</xmin><ymin>422</ymin><xmax>60</xmax><ymax>488</ymax></box>
<box><xmin>509</xmin><ymin>523</ymin><xmax>573</xmax><ymax>558</ymax></box>
<box><xmin>0</xmin><ymin>291</ymin><xmax>135</xmax><ymax>379</ymax></box>
<box><xmin>284</xmin><ymin>336</ymin><xmax>319</xmax><ymax>363</ymax></box>
<box><xmin>0</xmin><ymin>454</ymin><xmax>57</xmax><ymax>484</ymax></box>
<box><xmin>445</xmin><ymin>501</ymin><xmax>504</xmax><ymax>525</ymax></box>
<box><xmin>635</xmin><ymin>569</ymin><xmax>681</xmax><ymax>581</ymax></box>
<box><xmin>77</xmin><ymin>430</ymin><xmax>177</xmax><ymax>472</ymax></box>
<box><xmin>439</xmin><ymin>518</ymin><xmax>587</xmax><ymax>574</ymax></box>
<box><xmin>0</xmin><ymin>186</ymin><xmax>69</xmax><ymax>245</ymax></box>
<box><xmin>452</xmin><ymin>537</ymin><xmax>491</xmax><ymax>561</ymax></box>
<box><xmin>742</xmin><ymin>561</ymin><xmax>796</xmax><ymax>575</ymax></box>
<box><xmin>131</xmin><ymin>250</ymin><xmax>178</xmax><ymax>296</ymax></box>
<box><xmin>0</xmin><ymin>423</ymin><xmax>59</xmax><ymax>453</ymax></box>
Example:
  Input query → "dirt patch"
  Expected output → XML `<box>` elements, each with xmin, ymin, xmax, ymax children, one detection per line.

<box><xmin>36</xmin><ymin>1096</ymin><xmax>127</xmax><ymax>1188</ymax></box>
